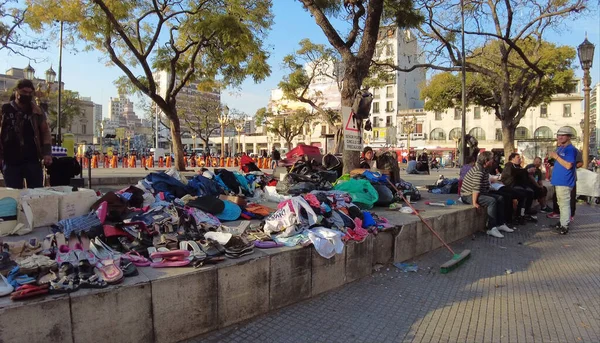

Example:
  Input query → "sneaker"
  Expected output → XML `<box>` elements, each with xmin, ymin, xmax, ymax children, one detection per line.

<box><xmin>498</xmin><ymin>224</ymin><xmax>515</xmax><ymax>233</ymax></box>
<box><xmin>540</xmin><ymin>206</ymin><xmax>553</xmax><ymax>213</ymax></box>
<box><xmin>486</xmin><ymin>227</ymin><xmax>504</xmax><ymax>238</ymax></box>
<box><xmin>546</xmin><ymin>212</ymin><xmax>560</xmax><ymax>219</ymax></box>
<box><xmin>553</xmin><ymin>226</ymin><xmax>569</xmax><ymax>235</ymax></box>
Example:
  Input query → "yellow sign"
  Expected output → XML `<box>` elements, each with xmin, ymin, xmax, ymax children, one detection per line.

<box><xmin>373</xmin><ymin>127</ymin><xmax>387</xmax><ymax>138</ymax></box>
<box><xmin>106</xmin><ymin>147</ymin><xmax>114</xmax><ymax>157</ymax></box>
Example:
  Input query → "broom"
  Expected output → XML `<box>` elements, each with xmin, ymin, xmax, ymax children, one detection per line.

<box><xmin>387</xmin><ymin>179</ymin><xmax>470</xmax><ymax>274</ymax></box>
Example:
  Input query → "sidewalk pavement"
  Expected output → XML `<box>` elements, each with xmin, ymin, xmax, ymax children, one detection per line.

<box><xmin>191</xmin><ymin>204</ymin><xmax>600</xmax><ymax>343</ymax></box>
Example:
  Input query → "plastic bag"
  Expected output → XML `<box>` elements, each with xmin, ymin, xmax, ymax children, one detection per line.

<box><xmin>264</xmin><ymin>196</ymin><xmax>318</xmax><ymax>237</ymax></box>
<box><xmin>308</xmin><ymin>227</ymin><xmax>344</xmax><ymax>259</ymax></box>
<box><xmin>165</xmin><ymin>167</ymin><xmax>188</xmax><ymax>184</ymax></box>
<box><xmin>333</xmin><ymin>179</ymin><xmax>379</xmax><ymax>209</ymax></box>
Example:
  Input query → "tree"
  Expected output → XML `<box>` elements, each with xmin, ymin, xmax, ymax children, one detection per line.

<box><xmin>26</xmin><ymin>0</ymin><xmax>273</xmax><ymax>170</ymax></box>
<box><xmin>1</xmin><ymin>0</ymin><xmax>46</xmax><ymax>55</ymax></box>
<box><xmin>179</xmin><ymin>96</ymin><xmax>223</xmax><ymax>150</ymax></box>
<box><xmin>377</xmin><ymin>0</ymin><xmax>586</xmax><ymax>156</ymax></box>
<box><xmin>139</xmin><ymin>98</ymin><xmax>171</xmax><ymax>145</ymax></box>
<box><xmin>278</xmin><ymin>39</ymin><xmax>344</xmax><ymax>153</ymax></box>
<box><xmin>255</xmin><ymin>107</ymin><xmax>316</xmax><ymax>150</ymax></box>
<box><xmin>45</xmin><ymin>89</ymin><xmax>82</xmax><ymax>132</ymax></box>
<box><xmin>298</xmin><ymin>0</ymin><xmax>422</xmax><ymax>172</ymax></box>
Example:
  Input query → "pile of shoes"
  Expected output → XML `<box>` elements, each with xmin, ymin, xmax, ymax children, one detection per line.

<box><xmin>224</xmin><ymin>236</ymin><xmax>254</xmax><ymax>259</ymax></box>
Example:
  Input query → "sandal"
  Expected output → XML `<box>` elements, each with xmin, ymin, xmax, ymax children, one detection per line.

<box><xmin>41</xmin><ymin>234</ymin><xmax>57</xmax><ymax>258</ymax></box>
<box><xmin>95</xmin><ymin>259</ymin><xmax>123</xmax><ymax>284</ymax></box>
<box><xmin>73</xmin><ymin>243</ymin><xmax>98</xmax><ymax>264</ymax></box>
<box><xmin>199</xmin><ymin>239</ymin><xmax>226</xmax><ymax>257</ymax></box>
<box><xmin>149</xmin><ymin>249</ymin><xmax>190</xmax><ymax>260</ymax></box>
<box><xmin>10</xmin><ymin>284</ymin><xmax>49</xmax><ymax>300</ymax></box>
<box><xmin>123</xmin><ymin>251</ymin><xmax>151</xmax><ymax>267</ymax></box>
<box><xmin>49</xmin><ymin>263</ymin><xmax>79</xmax><ymax>294</ymax></box>
<box><xmin>179</xmin><ymin>241</ymin><xmax>206</xmax><ymax>260</ymax></box>
<box><xmin>120</xmin><ymin>259</ymin><xmax>139</xmax><ymax>277</ymax></box>
<box><xmin>150</xmin><ymin>259</ymin><xmax>190</xmax><ymax>268</ymax></box>
<box><xmin>78</xmin><ymin>260</ymin><xmax>107</xmax><ymax>289</ymax></box>
<box><xmin>56</xmin><ymin>245</ymin><xmax>78</xmax><ymax>265</ymax></box>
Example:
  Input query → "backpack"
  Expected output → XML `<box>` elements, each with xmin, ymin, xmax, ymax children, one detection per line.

<box><xmin>351</xmin><ymin>89</ymin><xmax>373</xmax><ymax>120</ymax></box>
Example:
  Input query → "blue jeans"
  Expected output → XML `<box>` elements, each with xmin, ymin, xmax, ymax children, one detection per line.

<box><xmin>2</xmin><ymin>161</ymin><xmax>43</xmax><ymax>189</ymax></box>
<box><xmin>461</xmin><ymin>192</ymin><xmax>506</xmax><ymax>229</ymax></box>
<box><xmin>554</xmin><ymin>186</ymin><xmax>572</xmax><ymax>227</ymax></box>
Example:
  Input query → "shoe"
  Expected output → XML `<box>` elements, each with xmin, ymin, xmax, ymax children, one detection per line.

<box><xmin>546</xmin><ymin>212</ymin><xmax>560</xmax><ymax>219</ymax></box>
<box><xmin>486</xmin><ymin>227</ymin><xmax>504</xmax><ymax>238</ymax></box>
<box><xmin>524</xmin><ymin>215</ymin><xmax>537</xmax><ymax>222</ymax></box>
<box><xmin>498</xmin><ymin>224</ymin><xmax>515</xmax><ymax>233</ymax></box>
<box><xmin>553</xmin><ymin>226</ymin><xmax>569</xmax><ymax>235</ymax></box>
<box><xmin>0</xmin><ymin>274</ymin><xmax>14</xmax><ymax>296</ymax></box>
<box><xmin>55</xmin><ymin>245</ymin><xmax>78</xmax><ymax>265</ymax></box>
<box><xmin>540</xmin><ymin>206</ymin><xmax>553</xmax><ymax>213</ymax></box>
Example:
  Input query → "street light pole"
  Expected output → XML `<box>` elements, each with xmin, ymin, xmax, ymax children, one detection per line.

<box><xmin>578</xmin><ymin>36</ymin><xmax>595</xmax><ymax>168</ymax></box>
<box><xmin>57</xmin><ymin>20</ymin><xmax>64</xmax><ymax>146</ymax></box>
<box><xmin>218</xmin><ymin>105</ymin><xmax>229</xmax><ymax>160</ymax></box>
<box><xmin>460</xmin><ymin>0</ymin><xmax>468</xmax><ymax>166</ymax></box>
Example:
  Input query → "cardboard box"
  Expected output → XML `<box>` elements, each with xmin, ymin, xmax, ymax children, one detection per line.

<box><xmin>18</xmin><ymin>189</ymin><xmax>61</xmax><ymax>228</ymax></box>
<box><xmin>0</xmin><ymin>188</ymin><xmax>20</xmax><ymax>236</ymax></box>
<box><xmin>48</xmin><ymin>186</ymin><xmax>98</xmax><ymax>220</ymax></box>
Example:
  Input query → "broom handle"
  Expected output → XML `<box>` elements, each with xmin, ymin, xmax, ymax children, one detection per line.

<box><xmin>387</xmin><ymin>179</ymin><xmax>455</xmax><ymax>255</ymax></box>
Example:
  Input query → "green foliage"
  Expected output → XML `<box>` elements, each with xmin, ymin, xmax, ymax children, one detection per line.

<box><xmin>179</xmin><ymin>96</ymin><xmax>224</xmax><ymax>145</ymax></box>
<box><xmin>420</xmin><ymin>40</ymin><xmax>576</xmax><ymax>122</ymax></box>
<box><xmin>44</xmin><ymin>89</ymin><xmax>82</xmax><ymax>131</ymax></box>
<box><xmin>255</xmin><ymin>106</ymin><xmax>316</xmax><ymax>149</ymax></box>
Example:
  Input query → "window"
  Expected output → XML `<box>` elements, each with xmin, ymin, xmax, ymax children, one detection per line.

<box><xmin>469</xmin><ymin>127</ymin><xmax>486</xmax><ymax>140</ymax></box>
<box><xmin>373</xmin><ymin>102</ymin><xmax>380</xmax><ymax>113</ymax></box>
<box><xmin>321</xmin><ymin>125</ymin><xmax>327</xmax><ymax>134</ymax></box>
<box><xmin>540</xmin><ymin>104</ymin><xmax>548</xmax><ymax>118</ymax></box>
<box><xmin>563</xmin><ymin>104</ymin><xmax>571</xmax><ymax>117</ymax></box>
<box><xmin>374</xmin><ymin>130</ymin><xmax>380</xmax><ymax>138</ymax></box>
<box><xmin>515</xmin><ymin>127</ymin><xmax>530</xmax><ymax>140</ymax></box>
<box><xmin>474</xmin><ymin>107</ymin><xmax>481</xmax><ymax>119</ymax></box>
<box><xmin>386</xmin><ymin>86</ymin><xmax>393</xmax><ymax>98</ymax></box>
<box><xmin>385</xmin><ymin>44</ymin><xmax>393</xmax><ymax>56</ymax></box>
<box><xmin>435</xmin><ymin>111</ymin><xmax>442</xmax><ymax>121</ymax></box>
<box><xmin>373</xmin><ymin>88</ymin><xmax>380</xmax><ymax>99</ymax></box>
<box><xmin>385</xmin><ymin>101</ymin><xmax>393</xmax><ymax>112</ymax></box>
<box><xmin>495</xmin><ymin>128</ymin><xmax>503</xmax><ymax>141</ymax></box>
<box><xmin>534</xmin><ymin>126</ymin><xmax>553</xmax><ymax>139</ymax></box>
<box><xmin>430</xmin><ymin>128</ymin><xmax>446</xmax><ymax>140</ymax></box>
<box><xmin>82</xmin><ymin>125</ymin><xmax>86</xmax><ymax>134</ymax></box>
<box><xmin>372</xmin><ymin>117</ymin><xmax>378</xmax><ymax>128</ymax></box>
<box><xmin>454</xmin><ymin>108</ymin><xmax>462</xmax><ymax>120</ymax></box>
<box><xmin>449</xmin><ymin>128</ymin><xmax>462</xmax><ymax>140</ymax></box>
<box><xmin>386</xmin><ymin>116</ymin><xmax>392</xmax><ymax>127</ymax></box>
<box><xmin>415</xmin><ymin>123</ymin><xmax>423</xmax><ymax>133</ymax></box>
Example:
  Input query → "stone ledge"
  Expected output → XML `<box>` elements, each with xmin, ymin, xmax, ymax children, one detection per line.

<box><xmin>0</xmin><ymin>203</ymin><xmax>485</xmax><ymax>342</ymax></box>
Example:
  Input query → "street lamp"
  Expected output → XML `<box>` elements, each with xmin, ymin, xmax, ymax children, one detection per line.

<box><xmin>400</xmin><ymin>115</ymin><xmax>417</xmax><ymax>156</ymax></box>
<box><xmin>234</xmin><ymin>115</ymin><xmax>247</xmax><ymax>155</ymax></box>
<box><xmin>23</xmin><ymin>63</ymin><xmax>35</xmax><ymax>80</ymax></box>
<box><xmin>578</xmin><ymin>36</ymin><xmax>595</xmax><ymax>168</ymax></box>
<box><xmin>218</xmin><ymin>105</ymin><xmax>230</xmax><ymax>159</ymax></box>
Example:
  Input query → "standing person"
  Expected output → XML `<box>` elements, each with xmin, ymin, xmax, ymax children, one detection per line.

<box><xmin>460</xmin><ymin>151</ymin><xmax>515</xmax><ymax>238</ymax></box>
<box><xmin>0</xmin><ymin>80</ymin><xmax>53</xmax><ymax>188</ymax></box>
<box><xmin>418</xmin><ymin>149</ymin><xmax>430</xmax><ymax>174</ymax></box>
<box><xmin>548</xmin><ymin>127</ymin><xmax>578</xmax><ymax>234</ymax></box>
<box><xmin>525</xmin><ymin>157</ymin><xmax>552</xmax><ymax>213</ymax></box>
<box><xmin>270</xmin><ymin>147</ymin><xmax>281</xmax><ymax>169</ymax></box>
<box><xmin>548</xmin><ymin>147</ymin><xmax>582</xmax><ymax>221</ymax></box>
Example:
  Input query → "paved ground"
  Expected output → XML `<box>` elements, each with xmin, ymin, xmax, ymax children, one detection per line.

<box><xmin>191</xmin><ymin>204</ymin><xmax>600</xmax><ymax>343</ymax></box>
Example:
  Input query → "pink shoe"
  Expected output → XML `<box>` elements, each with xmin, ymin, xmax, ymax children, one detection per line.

<box><xmin>55</xmin><ymin>245</ymin><xmax>77</xmax><ymax>265</ymax></box>
<box><xmin>72</xmin><ymin>243</ymin><xmax>98</xmax><ymax>265</ymax></box>
<box><xmin>96</xmin><ymin>201</ymin><xmax>108</xmax><ymax>224</ymax></box>
<box><xmin>546</xmin><ymin>212</ymin><xmax>560</xmax><ymax>219</ymax></box>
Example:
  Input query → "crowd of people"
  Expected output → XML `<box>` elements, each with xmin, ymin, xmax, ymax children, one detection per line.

<box><xmin>458</xmin><ymin>126</ymin><xmax>582</xmax><ymax>237</ymax></box>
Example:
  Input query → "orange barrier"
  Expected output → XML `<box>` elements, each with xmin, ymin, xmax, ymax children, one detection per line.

<box><xmin>158</xmin><ymin>157</ymin><xmax>164</xmax><ymax>168</ymax></box>
<box><xmin>91</xmin><ymin>155</ymin><xmax>98</xmax><ymax>168</ymax></box>
<box><xmin>103</xmin><ymin>156</ymin><xmax>109</xmax><ymax>168</ymax></box>
<box><xmin>111</xmin><ymin>156</ymin><xmax>117</xmax><ymax>168</ymax></box>
<box><xmin>141</xmin><ymin>157</ymin><xmax>146</xmax><ymax>168</ymax></box>
<box><xmin>166</xmin><ymin>156</ymin><xmax>172</xmax><ymax>168</ymax></box>
<box><xmin>147</xmin><ymin>157</ymin><xmax>154</xmax><ymax>168</ymax></box>
<box><xmin>129</xmin><ymin>156</ymin><xmax>136</xmax><ymax>168</ymax></box>
<box><xmin>122</xmin><ymin>157</ymin><xmax>127</xmax><ymax>168</ymax></box>
<box><xmin>184</xmin><ymin>156</ymin><xmax>188</xmax><ymax>167</ymax></box>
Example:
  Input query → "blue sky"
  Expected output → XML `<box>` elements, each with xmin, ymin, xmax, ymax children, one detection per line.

<box><xmin>1</xmin><ymin>2</ymin><xmax>598</xmax><ymax>120</ymax></box>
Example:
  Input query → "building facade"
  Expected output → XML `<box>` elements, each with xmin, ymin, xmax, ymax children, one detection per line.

<box><xmin>591</xmin><ymin>83</ymin><xmax>599</xmax><ymax>153</ymax></box>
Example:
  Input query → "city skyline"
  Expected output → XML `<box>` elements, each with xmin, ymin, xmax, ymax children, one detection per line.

<box><xmin>0</xmin><ymin>2</ymin><xmax>598</xmax><ymax>122</ymax></box>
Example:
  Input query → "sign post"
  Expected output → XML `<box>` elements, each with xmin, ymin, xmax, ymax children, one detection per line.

<box><xmin>342</xmin><ymin>106</ymin><xmax>362</xmax><ymax>151</ymax></box>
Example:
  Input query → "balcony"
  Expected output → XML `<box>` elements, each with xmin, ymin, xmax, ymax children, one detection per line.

<box><xmin>411</xmin><ymin>133</ymin><xmax>425</xmax><ymax>140</ymax></box>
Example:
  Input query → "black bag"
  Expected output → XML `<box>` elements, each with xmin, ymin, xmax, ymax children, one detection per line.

<box><xmin>215</xmin><ymin>169</ymin><xmax>243</xmax><ymax>194</ymax></box>
<box><xmin>351</xmin><ymin>89</ymin><xmax>373</xmax><ymax>120</ymax></box>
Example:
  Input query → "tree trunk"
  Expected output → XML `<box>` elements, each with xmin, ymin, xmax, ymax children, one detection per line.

<box><xmin>168</xmin><ymin>112</ymin><xmax>186</xmax><ymax>171</ymax></box>
<box><xmin>202</xmin><ymin>138</ymin><xmax>209</xmax><ymax>150</ymax></box>
<box><xmin>332</xmin><ymin>127</ymin><xmax>342</xmax><ymax>154</ymax></box>
<box><xmin>286</xmin><ymin>140</ymin><xmax>293</xmax><ymax>150</ymax></box>
<box><xmin>501</xmin><ymin>120</ymin><xmax>516</xmax><ymax>158</ymax></box>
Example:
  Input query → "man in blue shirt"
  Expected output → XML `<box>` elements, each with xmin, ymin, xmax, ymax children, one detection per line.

<box><xmin>549</xmin><ymin>127</ymin><xmax>578</xmax><ymax>234</ymax></box>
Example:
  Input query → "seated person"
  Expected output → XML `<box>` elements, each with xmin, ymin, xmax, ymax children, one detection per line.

<box><xmin>351</xmin><ymin>146</ymin><xmax>395</xmax><ymax>206</ymax></box>
<box><xmin>417</xmin><ymin>149</ymin><xmax>430</xmax><ymax>174</ymax></box>
<box><xmin>526</xmin><ymin>157</ymin><xmax>552</xmax><ymax>213</ymax></box>
<box><xmin>501</xmin><ymin>152</ymin><xmax>536</xmax><ymax>222</ymax></box>
<box><xmin>460</xmin><ymin>151</ymin><xmax>515</xmax><ymax>238</ymax></box>
<box><xmin>405</xmin><ymin>156</ymin><xmax>428</xmax><ymax>175</ymax></box>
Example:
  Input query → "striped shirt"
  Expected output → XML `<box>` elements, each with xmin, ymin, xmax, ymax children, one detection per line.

<box><xmin>460</xmin><ymin>164</ymin><xmax>490</xmax><ymax>196</ymax></box>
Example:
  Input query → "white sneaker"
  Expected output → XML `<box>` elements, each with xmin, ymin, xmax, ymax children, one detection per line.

<box><xmin>498</xmin><ymin>224</ymin><xmax>515</xmax><ymax>233</ymax></box>
<box><xmin>487</xmin><ymin>227</ymin><xmax>504</xmax><ymax>238</ymax></box>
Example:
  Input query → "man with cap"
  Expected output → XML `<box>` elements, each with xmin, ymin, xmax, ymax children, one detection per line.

<box><xmin>548</xmin><ymin>127</ymin><xmax>578</xmax><ymax>234</ymax></box>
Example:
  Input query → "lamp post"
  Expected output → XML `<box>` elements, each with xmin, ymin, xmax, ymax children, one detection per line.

<box><xmin>218</xmin><ymin>105</ymin><xmax>230</xmax><ymax>159</ymax></box>
<box><xmin>578</xmin><ymin>36</ymin><xmax>595</xmax><ymax>168</ymax></box>
<box><xmin>26</xmin><ymin>64</ymin><xmax>57</xmax><ymax>124</ymax></box>
<box><xmin>234</xmin><ymin>115</ymin><xmax>247</xmax><ymax>155</ymax></box>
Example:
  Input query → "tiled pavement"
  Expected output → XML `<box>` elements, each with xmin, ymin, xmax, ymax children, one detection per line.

<box><xmin>191</xmin><ymin>203</ymin><xmax>600</xmax><ymax>343</ymax></box>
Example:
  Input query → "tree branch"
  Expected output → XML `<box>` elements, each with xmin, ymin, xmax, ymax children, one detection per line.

<box><xmin>299</xmin><ymin>0</ymin><xmax>351</xmax><ymax>57</ymax></box>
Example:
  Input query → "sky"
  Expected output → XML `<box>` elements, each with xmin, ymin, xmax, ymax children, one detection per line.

<box><xmin>1</xmin><ymin>1</ymin><xmax>599</xmax><ymax>120</ymax></box>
